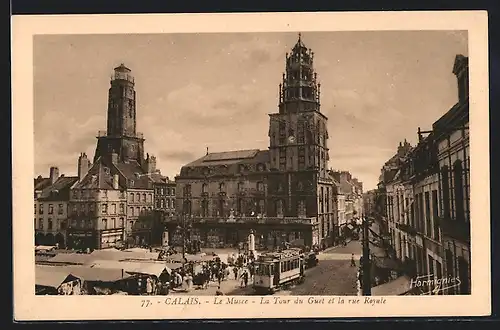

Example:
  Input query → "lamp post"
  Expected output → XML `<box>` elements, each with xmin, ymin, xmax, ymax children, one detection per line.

<box><xmin>362</xmin><ymin>213</ymin><xmax>372</xmax><ymax>296</ymax></box>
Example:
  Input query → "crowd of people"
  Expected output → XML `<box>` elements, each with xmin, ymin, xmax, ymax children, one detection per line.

<box><xmin>168</xmin><ymin>252</ymin><xmax>257</xmax><ymax>294</ymax></box>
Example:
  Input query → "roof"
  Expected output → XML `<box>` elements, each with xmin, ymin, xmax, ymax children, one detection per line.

<box><xmin>37</xmin><ymin>264</ymin><xmax>130</xmax><ymax>282</ymax></box>
<box><xmin>35</xmin><ymin>265</ymin><xmax>78</xmax><ymax>288</ymax></box>
<box><xmin>38</xmin><ymin>176</ymin><xmax>79</xmax><ymax>201</ymax></box>
<box><xmin>46</xmin><ymin>253</ymin><xmax>94</xmax><ymax>265</ymax></box>
<box><xmin>34</xmin><ymin>177</ymin><xmax>52</xmax><ymax>192</ymax></box>
<box><xmin>91</xmin><ymin>260</ymin><xmax>170</xmax><ymax>277</ymax></box>
<box><xmin>113</xmin><ymin>160</ymin><xmax>153</xmax><ymax>189</ymax></box>
<box><xmin>90</xmin><ymin>248</ymin><xmax>159</xmax><ymax>261</ymax></box>
<box><xmin>182</xmin><ymin>149</ymin><xmax>269</xmax><ymax>169</ymax></box>
<box><xmin>73</xmin><ymin>159</ymin><xmax>118</xmax><ymax>190</ymax></box>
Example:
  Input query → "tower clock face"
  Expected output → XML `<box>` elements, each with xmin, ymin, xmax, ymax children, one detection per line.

<box><xmin>288</xmin><ymin>135</ymin><xmax>296</xmax><ymax>144</ymax></box>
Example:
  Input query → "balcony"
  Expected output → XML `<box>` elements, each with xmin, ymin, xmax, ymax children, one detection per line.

<box><xmin>165</xmin><ymin>216</ymin><xmax>316</xmax><ymax>226</ymax></box>
<box><xmin>396</xmin><ymin>223</ymin><xmax>417</xmax><ymax>236</ymax></box>
<box><xmin>439</xmin><ymin>217</ymin><xmax>470</xmax><ymax>243</ymax></box>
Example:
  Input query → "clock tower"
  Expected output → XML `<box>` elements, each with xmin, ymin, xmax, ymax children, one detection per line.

<box><xmin>267</xmin><ymin>34</ymin><xmax>333</xmax><ymax>231</ymax></box>
<box><xmin>94</xmin><ymin>64</ymin><xmax>145</xmax><ymax>165</ymax></box>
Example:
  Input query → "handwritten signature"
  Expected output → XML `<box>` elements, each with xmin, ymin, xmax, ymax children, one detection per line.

<box><xmin>409</xmin><ymin>274</ymin><xmax>461</xmax><ymax>295</ymax></box>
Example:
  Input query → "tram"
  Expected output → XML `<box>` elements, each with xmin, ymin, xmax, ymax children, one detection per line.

<box><xmin>252</xmin><ymin>248</ymin><xmax>306</xmax><ymax>294</ymax></box>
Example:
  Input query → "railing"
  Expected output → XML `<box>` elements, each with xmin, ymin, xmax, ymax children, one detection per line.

<box><xmin>163</xmin><ymin>216</ymin><xmax>316</xmax><ymax>225</ymax></box>
<box><xmin>396</xmin><ymin>222</ymin><xmax>417</xmax><ymax>236</ymax></box>
<box><xmin>439</xmin><ymin>217</ymin><xmax>470</xmax><ymax>243</ymax></box>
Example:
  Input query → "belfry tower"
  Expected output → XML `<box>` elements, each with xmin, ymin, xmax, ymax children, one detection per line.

<box><xmin>267</xmin><ymin>34</ymin><xmax>333</xmax><ymax>239</ymax></box>
<box><xmin>94</xmin><ymin>64</ymin><xmax>145</xmax><ymax>165</ymax></box>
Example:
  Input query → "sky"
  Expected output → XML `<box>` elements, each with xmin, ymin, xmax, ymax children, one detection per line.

<box><xmin>33</xmin><ymin>31</ymin><xmax>468</xmax><ymax>191</ymax></box>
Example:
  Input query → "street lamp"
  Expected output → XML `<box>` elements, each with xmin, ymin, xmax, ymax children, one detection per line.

<box><xmin>361</xmin><ymin>213</ymin><xmax>372</xmax><ymax>296</ymax></box>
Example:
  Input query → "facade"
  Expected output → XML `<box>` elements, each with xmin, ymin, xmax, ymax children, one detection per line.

<box><xmin>66</xmin><ymin>64</ymin><xmax>159</xmax><ymax>250</ymax></box>
<box><xmin>363</xmin><ymin>190</ymin><xmax>377</xmax><ymax>217</ymax></box>
<box><xmin>433</xmin><ymin>54</ymin><xmax>470</xmax><ymax>294</ymax></box>
<box><xmin>330</xmin><ymin>170</ymin><xmax>363</xmax><ymax>231</ymax></box>
<box><xmin>173</xmin><ymin>35</ymin><xmax>353</xmax><ymax>250</ymax></box>
<box><xmin>34</xmin><ymin>166</ymin><xmax>78</xmax><ymax>247</ymax></box>
<box><xmin>378</xmin><ymin>54</ymin><xmax>470</xmax><ymax>295</ymax></box>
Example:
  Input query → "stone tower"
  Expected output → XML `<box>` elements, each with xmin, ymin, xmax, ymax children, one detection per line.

<box><xmin>93</xmin><ymin>64</ymin><xmax>145</xmax><ymax>165</ymax></box>
<box><xmin>267</xmin><ymin>34</ymin><xmax>333</xmax><ymax>225</ymax></box>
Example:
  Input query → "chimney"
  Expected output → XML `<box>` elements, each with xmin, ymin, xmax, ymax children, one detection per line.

<box><xmin>111</xmin><ymin>152</ymin><xmax>118</xmax><ymax>164</ymax></box>
<box><xmin>113</xmin><ymin>174</ymin><xmax>119</xmax><ymax>190</ymax></box>
<box><xmin>78</xmin><ymin>153</ymin><xmax>90</xmax><ymax>181</ymax></box>
<box><xmin>49</xmin><ymin>166</ymin><xmax>59</xmax><ymax>184</ymax></box>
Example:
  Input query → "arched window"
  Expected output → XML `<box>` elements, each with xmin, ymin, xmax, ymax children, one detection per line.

<box><xmin>453</xmin><ymin>160</ymin><xmax>465</xmax><ymax>221</ymax></box>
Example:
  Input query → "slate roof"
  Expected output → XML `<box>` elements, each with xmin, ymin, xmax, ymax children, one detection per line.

<box><xmin>183</xmin><ymin>149</ymin><xmax>269</xmax><ymax>168</ymax></box>
<box><xmin>113</xmin><ymin>160</ymin><xmax>153</xmax><ymax>189</ymax></box>
<box><xmin>37</xmin><ymin>176</ymin><xmax>79</xmax><ymax>201</ymax></box>
<box><xmin>34</xmin><ymin>177</ymin><xmax>52</xmax><ymax>192</ymax></box>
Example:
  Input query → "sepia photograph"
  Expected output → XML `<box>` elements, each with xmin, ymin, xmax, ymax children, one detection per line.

<box><xmin>12</xmin><ymin>11</ymin><xmax>490</xmax><ymax>320</ymax></box>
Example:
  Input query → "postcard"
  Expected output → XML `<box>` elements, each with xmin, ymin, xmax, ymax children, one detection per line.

<box><xmin>12</xmin><ymin>11</ymin><xmax>490</xmax><ymax>320</ymax></box>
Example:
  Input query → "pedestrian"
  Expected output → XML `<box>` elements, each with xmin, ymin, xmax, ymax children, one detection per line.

<box><xmin>233</xmin><ymin>266</ymin><xmax>239</xmax><ymax>280</ymax></box>
<box><xmin>351</xmin><ymin>253</ymin><xmax>356</xmax><ymax>267</ymax></box>
<box><xmin>240</xmin><ymin>270</ymin><xmax>249</xmax><ymax>287</ymax></box>
<box><xmin>146</xmin><ymin>277</ymin><xmax>153</xmax><ymax>295</ymax></box>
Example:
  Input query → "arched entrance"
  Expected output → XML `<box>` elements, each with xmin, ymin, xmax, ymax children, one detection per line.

<box><xmin>35</xmin><ymin>232</ymin><xmax>45</xmax><ymax>246</ymax></box>
<box><xmin>45</xmin><ymin>233</ymin><xmax>55</xmax><ymax>246</ymax></box>
<box><xmin>55</xmin><ymin>232</ymin><xmax>65</xmax><ymax>249</ymax></box>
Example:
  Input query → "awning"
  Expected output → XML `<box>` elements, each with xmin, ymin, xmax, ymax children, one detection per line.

<box><xmin>371</xmin><ymin>275</ymin><xmax>412</xmax><ymax>296</ymax></box>
<box><xmin>91</xmin><ymin>259</ymin><xmax>170</xmax><ymax>277</ymax></box>
<box><xmin>35</xmin><ymin>265</ymin><xmax>76</xmax><ymax>288</ymax></box>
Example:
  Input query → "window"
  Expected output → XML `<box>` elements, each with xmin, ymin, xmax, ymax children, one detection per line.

<box><xmin>34</xmin><ymin>204</ymin><xmax>37</xmax><ymax>215</ymax></box>
<box><xmin>276</xmin><ymin>200</ymin><xmax>284</xmax><ymax>217</ymax></box>
<box><xmin>102</xmin><ymin>204</ymin><xmax>108</xmax><ymax>214</ymax></box>
<box><xmin>111</xmin><ymin>203</ymin><xmax>117</xmax><ymax>214</ymax></box>
<box><xmin>119</xmin><ymin>217</ymin><xmax>124</xmax><ymax>228</ymax></box>
<box><xmin>238</xmin><ymin>182</ymin><xmax>244</xmax><ymax>192</ymax></box>
<box><xmin>47</xmin><ymin>218</ymin><xmax>53</xmax><ymax>230</ymax></box>
<box><xmin>257</xmin><ymin>182</ymin><xmax>264</xmax><ymax>192</ymax></box>
<box><xmin>219</xmin><ymin>182</ymin><xmax>225</xmax><ymax>192</ymax></box>
<box><xmin>160</xmin><ymin>199</ymin><xmax>165</xmax><ymax>208</ymax></box>
<box><xmin>202</xmin><ymin>183</ymin><xmax>208</xmax><ymax>194</ymax></box>
<box><xmin>119</xmin><ymin>203</ymin><xmax>125</xmax><ymax>214</ymax></box>
<box><xmin>103</xmin><ymin>219</ymin><xmax>108</xmax><ymax>230</ymax></box>
<box><xmin>172</xmin><ymin>199</ymin><xmax>175</xmax><ymax>208</ymax></box>
<box><xmin>298</xmin><ymin>200</ymin><xmax>306</xmax><ymax>218</ymax></box>
<box><xmin>129</xmin><ymin>207</ymin><xmax>134</xmax><ymax>216</ymax></box>
<box><xmin>202</xmin><ymin>200</ymin><xmax>209</xmax><ymax>217</ymax></box>
<box><xmin>49</xmin><ymin>204</ymin><xmax>54</xmax><ymax>214</ymax></box>
<box><xmin>129</xmin><ymin>194</ymin><xmax>134</xmax><ymax>203</ymax></box>
<box><xmin>136</xmin><ymin>207</ymin><xmax>140</xmax><ymax>216</ymax></box>
<box><xmin>432</xmin><ymin>190</ymin><xmax>440</xmax><ymax>240</ymax></box>
<box><xmin>128</xmin><ymin>221</ymin><xmax>133</xmax><ymax>231</ymax></box>
<box><xmin>425</xmin><ymin>192</ymin><xmax>431</xmax><ymax>237</ymax></box>
<box><xmin>142</xmin><ymin>193</ymin><xmax>146</xmax><ymax>203</ymax></box>
<box><xmin>441</xmin><ymin>166</ymin><xmax>451</xmax><ymax>219</ymax></box>
<box><xmin>148</xmin><ymin>193</ymin><xmax>152</xmax><ymax>203</ymax></box>
<box><xmin>172</xmin><ymin>188</ymin><xmax>176</xmax><ymax>195</ymax></box>
<box><xmin>39</xmin><ymin>219</ymin><xmax>43</xmax><ymax>230</ymax></box>
<box><xmin>237</xmin><ymin>198</ymin><xmax>244</xmax><ymax>214</ymax></box>
<box><xmin>453</xmin><ymin>160</ymin><xmax>465</xmax><ymax>222</ymax></box>
<box><xmin>135</xmin><ymin>193</ymin><xmax>140</xmax><ymax>202</ymax></box>
<box><xmin>184</xmin><ymin>185</ymin><xmax>192</xmax><ymax>196</ymax></box>
<box><xmin>58</xmin><ymin>204</ymin><xmax>64</xmax><ymax>215</ymax></box>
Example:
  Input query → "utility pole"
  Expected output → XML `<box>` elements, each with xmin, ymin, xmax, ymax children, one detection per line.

<box><xmin>362</xmin><ymin>214</ymin><xmax>372</xmax><ymax>296</ymax></box>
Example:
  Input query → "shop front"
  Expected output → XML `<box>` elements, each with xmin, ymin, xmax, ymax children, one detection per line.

<box><xmin>66</xmin><ymin>230</ymin><xmax>97</xmax><ymax>250</ymax></box>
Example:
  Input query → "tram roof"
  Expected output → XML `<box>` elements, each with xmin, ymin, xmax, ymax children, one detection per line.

<box><xmin>257</xmin><ymin>248</ymin><xmax>303</xmax><ymax>261</ymax></box>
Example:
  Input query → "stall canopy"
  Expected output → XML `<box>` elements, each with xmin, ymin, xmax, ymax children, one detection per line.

<box><xmin>371</xmin><ymin>275</ymin><xmax>412</xmax><ymax>296</ymax></box>
<box><xmin>46</xmin><ymin>253</ymin><xmax>94</xmax><ymax>265</ymax></box>
<box><xmin>90</xmin><ymin>260</ymin><xmax>172</xmax><ymax>277</ymax></box>
<box><xmin>35</xmin><ymin>245</ymin><xmax>57</xmax><ymax>252</ymax></box>
<box><xmin>90</xmin><ymin>248</ymin><xmax>159</xmax><ymax>262</ymax></box>
<box><xmin>35</xmin><ymin>265</ymin><xmax>79</xmax><ymax>289</ymax></box>
<box><xmin>37</xmin><ymin>264</ymin><xmax>131</xmax><ymax>283</ymax></box>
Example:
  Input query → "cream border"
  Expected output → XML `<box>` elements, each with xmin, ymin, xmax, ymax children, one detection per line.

<box><xmin>12</xmin><ymin>11</ymin><xmax>490</xmax><ymax>320</ymax></box>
